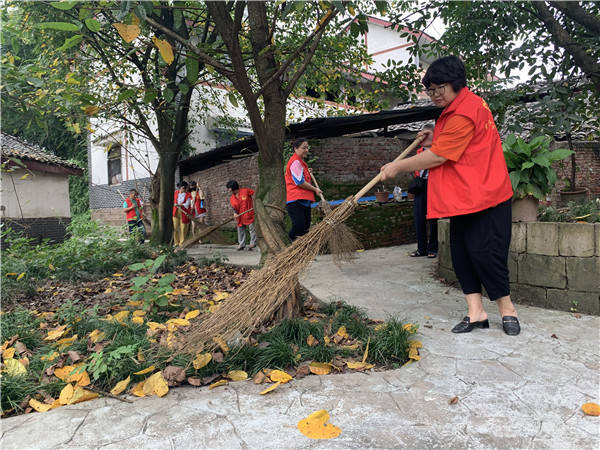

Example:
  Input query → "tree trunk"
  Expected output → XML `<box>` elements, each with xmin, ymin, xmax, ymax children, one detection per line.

<box><xmin>152</xmin><ymin>149</ymin><xmax>178</xmax><ymax>245</ymax></box>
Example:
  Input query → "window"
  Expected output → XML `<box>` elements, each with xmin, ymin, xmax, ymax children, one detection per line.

<box><xmin>107</xmin><ymin>144</ymin><xmax>122</xmax><ymax>185</ymax></box>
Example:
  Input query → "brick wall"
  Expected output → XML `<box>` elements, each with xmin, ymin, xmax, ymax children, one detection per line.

<box><xmin>1</xmin><ymin>217</ymin><xmax>71</xmax><ymax>244</ymax></box>
<box><xmin>550</xmin><ymin>141</ymin><xmax>600</xmax><ymax>201</ymax></box>
<box><xmin>89</xmin><ymin>178</ymin><xmax>152</xmax><ymax>210</ymax></box>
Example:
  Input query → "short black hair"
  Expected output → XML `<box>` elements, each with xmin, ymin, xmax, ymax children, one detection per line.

<box><xmin>292</xmin><ymin>138</ymin><xmax>308</xmax><ymax>150</ymax></box>
<box><xmin>422</xmin><ymin>56</ymin><xmax>467</xmax><ymax>93</ymax></box>
<box><xmin>129</xmin><ymin>189</ymin><xmax>138</xmax><ymax>194</ymax></box>
<box><xmin>179</xmin><ymin>181</ymin><xmax>188</xmax><ymax>188</ymax></box>
<box><xmin>226</xmin><ymin>180</ymin><xmax>239</xmax><ymax>191</ymax></box>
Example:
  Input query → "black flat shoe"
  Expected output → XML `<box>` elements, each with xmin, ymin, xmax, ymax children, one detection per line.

<box><xmin>502</xmin><ymin>316</ymin><xmax>521</xmax><ymax>336</ymax></box>
<box><xmin>451</xmin><ymin>316</ymin><xmax>490</xmax><ymax>333</ymax></box>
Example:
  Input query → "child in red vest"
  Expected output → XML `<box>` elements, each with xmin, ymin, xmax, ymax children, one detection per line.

<box><xmin>226</xmin><ymin>180</ymin><xmax>256</xmax><ymax>251</ymax></box>
<box><xmin>123</xmin><ymin>189</ymin><xmax>145</xmax><ymax>243</ymax></box>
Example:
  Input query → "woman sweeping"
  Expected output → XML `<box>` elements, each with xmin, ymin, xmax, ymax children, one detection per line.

<box><xmin>380</xmin><ymin>56</ymin><xmax>520</xmax><ymax>336</ymax></box>
<box><xmin>285</xmin><ymin>138</ymin><xmax>322</xmax><ymax>241</ymax></box>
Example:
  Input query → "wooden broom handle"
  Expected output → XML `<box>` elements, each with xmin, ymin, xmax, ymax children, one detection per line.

<box><xmin>353</xmin><ymin>136</ymin><xmax>425</xmax><ymax>202</ymax></box>
<box><xmin>309</xmin><ymin>170</ymin><xmax>327</xmax><ymax>203</ymax></box>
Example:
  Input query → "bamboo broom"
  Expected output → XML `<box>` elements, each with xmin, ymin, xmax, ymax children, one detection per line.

<box><xmin>177</xmin><ymin>209</ymin><xmax>254</xmax><ymax>250</ymax></box>
<box><xmin>178</xmin><ymin>136</ymin><xmax>424</xmax><ymax>354</ymax></box>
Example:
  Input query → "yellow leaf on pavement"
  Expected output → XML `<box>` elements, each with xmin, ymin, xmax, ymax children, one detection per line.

<box><xmin>269</xmin><ymin>369</ymin><xmax>292</xmax><ymax>384</ymax></box>
<box><xmin>59</xmin><ymin>383</ymin><xmax>74</xmax><ymax>405</ymax></box>
<box><xmin>209</xmin><ymin>379</ymin><xmax>228</xmax><ymax>390</ymax></box>
<box><xmin>260</xmin><ymin>382</ymin><xmax>281</xmax><ymax>395</ymax></box>
<box><xmin>70</xmin><ymin>386</ymin><xmax>99</xmax><ymax>404</ymax></box>
<box><xmin>131</xmin><ymin>381</ymin><xmax>145</xmax><ymax>397</ymax></box>
<box><xmin>44</xmin><ymin>325</ymin><xmax>67</xmax><ymax>341</ymax></box>
<box><xmin>408</xmin><ymin>348</ymin><xmax>421</xmax><ymax>361</ymax></box>
<box><xmin>110</xmin><ymin>376</ymin><xmax>131</xmax><ymax>395</ymax></box>
<box><xmin>2</xmin><ymin>347</ymin><xmax>15</xmax><ymax>359</ymax></box>
<box><xmin>113</xmin><ymin>23</ymin><xmax>140</xmax><ymax>43</ymax></box>
<box><xmin>142</xmin><ymin>372</ymin><xmax>169</xmax><ymax>397</ymax></box>
<box><xmin>29</xmin><ymin>398</ymin><xmax>52</xmax><ymax>413</ymax></box>
<box><xmin>227</xmin><ymin>370</ymin><xmax>248</xmax><ymax>381</ymax></box>
<box><xmin>403</xmin><ymin>323</ymin><xmax>418</xmax><ymax>333</ymax></box>
<box><xmin>133</xmin><ymin>365</ymin><xmax>155</xmax><ymax>375</ymax></box>
<box><xmin>582</xmin><ymin>402</ymin><xmax>600</xmax><ymax>416</ymax></box>
<box><xmin>309</xmin><ymin>362</ymin><xmax>332</xmax><ymax>375</ymax></box>
<box><xmin>88</xmin><ymin>329</ymin><xmax>105</xmax><ymax>343</ymax></box>
<box><xmin>152</xmin><ymin>36</ymin><xmax>174</xmax><ymax>64</ymax></box>
<box><xmin>3</xmin><ymin>358</ymin><xmax>27</xmax><ymax>376</ymax></box>
<box><xmin>297</xmin><ymin>409</ymin><xmax>342</xmax><ymax>439</ymax></box>
<box><xmin>212</xmin><ymin>336</ymin><xmax>229</xmax><ymax>354</ymax></box>
<box><xmin>193</xmin><ymin>353</ymin><xmax>212</xmax><ymax>370</ymax></box>
<box><xmin>408</xmin><ymin>340</ymin><xmax>422</xmax><ymax>350</ymax></box>
<box><xmin>185</xmin><ymin>309</ymin><xmax>200</xmax><ymax>320</ymax></box>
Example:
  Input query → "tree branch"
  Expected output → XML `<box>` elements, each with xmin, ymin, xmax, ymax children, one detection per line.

<box><xmin>283</xmin><ymin>25</ymin><xmax>328</xmax><ymax>98</ymax></box>
<box><xmin>549</xmin><ymin>1</ymin><xmax>600</xmax><ymax>34</ymax></box>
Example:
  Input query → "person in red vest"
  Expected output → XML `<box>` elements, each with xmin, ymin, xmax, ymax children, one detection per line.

<box><xmin>189</xmin><ymin>180</ymin><xmax>207</xmax><ymax>237</ymax></box>
<box><xmin>380</xmin><ymin>56</ymin><xmax>520</xmax><ymax>336</ymax></box>
<box><xmin>226</xmin><ymin>180</ymin><xmax>256</xmax><ymax>251</ymax></box>
<box><xmin>409</xmin><ymin>124</ymin><xmax>438</xmax><ymax>258</ymax></box>
<box><xmin>172</xmin><ymin>181</ymin><xmax>191</xmax><ymax>246</ymax></box>
<box><xmin>285</xmin><ymin>138</ymin><xmax>322</xmax><ymax>241</ymax></box>
<box><xmin>123</xmin><ymin>189</ymin><xmax>145</xmax><ymax>243</ymax></box>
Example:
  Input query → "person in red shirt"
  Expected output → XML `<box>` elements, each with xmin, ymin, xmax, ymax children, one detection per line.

<box><xmin>123</xmin><ymin>189</ymin><xmax>145</xmax><ymax>243</ymax></box>
<box><xmin>380</xmin><ymin>56</ymin><xmax>520</xmax><ymax>336</ymax></box>
<box><xmin>172</xmin><ymin>181</ymin><xmax>192</xmax><ymax>246</ymax></box>
<box><xmin>285</xmin><ymin>138</ymin><xmax>322</xmax><ymax>241</ymax></box>
<box><xmin>226</xmin><ymin>180</ymin><xmax>256</xmax><ymax>251</ymax></box>
<box><xmin>189</xmin><ymin>180</ymin><xmax>207</xmax><ymax>238</ymax></box>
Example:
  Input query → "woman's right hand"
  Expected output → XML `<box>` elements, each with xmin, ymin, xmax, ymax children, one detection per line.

<box><xmin>416</xmin><ymin>129</ymin><xmax>433</xmax><ymax>147</ymax></box>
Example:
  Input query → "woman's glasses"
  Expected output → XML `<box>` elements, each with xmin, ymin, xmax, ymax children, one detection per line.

<box><xmin>425</xmin><ymin>84</ymin><xmax>448</xmax><ymax>97</ymax></box>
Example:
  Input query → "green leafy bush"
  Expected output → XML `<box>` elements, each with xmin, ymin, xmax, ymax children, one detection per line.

<box><xmin>503</xmin><ymin>134</ymin><xmax>572</xmax><ymax>200</ymax></box>
<box><xmin>538</xmin><ymin>198</ymin><xmax>600</xmax><ymax>223</ymax></box>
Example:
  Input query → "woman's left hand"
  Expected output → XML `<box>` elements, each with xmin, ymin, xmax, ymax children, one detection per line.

<box><xmin>380</xmin><ymin>162</ymin><xmax>400</xmax><ymax>181</ymax></box>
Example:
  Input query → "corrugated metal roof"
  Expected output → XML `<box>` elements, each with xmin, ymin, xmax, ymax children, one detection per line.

<box><xmin>1</xmin><ymin>133</ymin><xmax>83</xmax><ymax>171</ymax></box>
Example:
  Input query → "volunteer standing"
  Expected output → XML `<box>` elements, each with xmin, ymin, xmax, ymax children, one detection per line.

<box><xmin>380</xmin><ymin>56</ymin><xmax>520</xmax><ymax>336</ymax></box>
<box><xmin>172</xmin><ymin>181</ymin><xmax>191</xmax><ymax>246</ymax></box>
<box><xmin>226</xmin><ymin>180</ymin><xmax>256</xmax><ymax>251</ymax></box>
<box><xmin>285</xmin><ymin>139</ymin><xmax>322</xmax><ymax>241</ymax></box>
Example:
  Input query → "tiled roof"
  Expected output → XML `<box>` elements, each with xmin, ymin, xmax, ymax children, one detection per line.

<box><xmin>1</xmin><ymin>133</ymin><xmax>83</xmax><ymax>170</ymax></box>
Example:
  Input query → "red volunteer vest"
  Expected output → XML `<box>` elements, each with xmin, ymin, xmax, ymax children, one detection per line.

<box><xmin>230</xmin><ymin>188</ymin><xmax>255</xmax><ymax>226</ymax></box>
<box><xmin>285</xmin><ymin>153</ymin><xmax>315</xmax><ymax>203</ymax></box>
<box><xmin>427</xmin><ymin>88</ymin><xmax>513</xmax><ymax>219</ymax></box>
<box><xmin>172</xmin><ymin>191</ymin><xmax>192</xmax><ymax>224</ymax></box>
<box><xmin>194</xmin><ymin>195</ymin><xmax>206</xmax><ymax>215</ymax></box>
<box><xmin>125</xmin><ymin>198</ymin><xmax>142</xmax><ymax>221</ymax></box>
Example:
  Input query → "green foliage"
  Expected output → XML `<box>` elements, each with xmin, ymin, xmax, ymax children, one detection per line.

<box><xmin>368</xmin><ymin>318</ymin><xmax>412</xmax><ymax>365</ymax></box>
<box><xmin>128</xmin><ymin>255</ymin><xmax>176</xmax><ymax>312</ymax></box>
<box><xmin>0</xmin><ymin>309</ymin><xmax>43</xmax><ymax>350</ymax></box>
<box><xmin>503</xmin><ymin>134</ymin><xmax>573</xmax><ymax>200</ymax></box>
<box><xmin>538</xmin><ymin>198</ymin><xmax>600</xmax><ymax>223</ymax></box>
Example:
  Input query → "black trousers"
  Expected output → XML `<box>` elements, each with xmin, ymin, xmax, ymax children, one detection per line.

<box><xmin>449</xmin><ymin>199</ymin><xmax>511</xmax><ymax>301</ymax></box>
<box><xmin>413</xmin><ymin>180</ymin><xmax>438</xmax><ymax>254</ymax></box>
<box><xmin>286</xmin><ymin>201</ymin><xmax>312</xmax><ymax>241</ymax></box>
<box><xmin>128</xmin><ymin>220</ymin><xmax>146</xmax><ymax>243</ymax></box>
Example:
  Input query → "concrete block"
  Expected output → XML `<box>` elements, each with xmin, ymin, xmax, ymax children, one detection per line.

<box><xmin>596</xmin><ymin>224</ymin><xmax>600</xmax><ymax>257</ymax></box>
<box><xmin>526</xmin><ymin>222</ymin><xmax>558</xmax><ymax>256</ymax></box>
<box><xmin>508</xmin><ymin>252</ymin><xmax>518</xmax><ymax>283</ymax></box>
<box><xmin>437</xmin><ymin>265</ymin><xmax>457</xmax><ymax>283</ymax></box>
<box><xmin>510</xmin><ymin>222</ymin><xmax>526</xmax><ymax>253</ymax></box>
<box><xmin>558</xmin><ymin>223</ymin><xmax>595</xmax><ymax>256</ymax></box>
<box><xmin>567</xmin><ymin>257</ymin><xmax>600</xmax><ymax>292</ymax></box>
<box><xmin>510</xmin><ymin>283</ymin><xmax>547</xmax><ymax>308</ymax></box>
<box><xmin>547</xmin><ymin>289</ymin><xmax>600</xmax><ymax>315</ymax></box>
<box><xmin>518</xmin><ymin>253</ymin><xmax>566</xmax><ymax>289</ymax></box>
<box><xmin>438</xmin><ymin>243</ymin><xmax>453</xmax><ymax>271</ymax></box>
<box><xmin>437</xmin><ymin>219</ymin><xmax>450</xmax><ymax>245</ymax></box>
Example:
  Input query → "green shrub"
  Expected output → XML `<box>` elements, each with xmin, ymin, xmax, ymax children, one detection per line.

<box><xmin>538</xmin><ymin>198</ymin><xmax>600</xmax><ymax>223</ymax></box>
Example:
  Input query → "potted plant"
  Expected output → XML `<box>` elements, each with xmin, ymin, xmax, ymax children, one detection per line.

<box><xmin>503</xmin><ymin>134</ymin><xmax>572</xmax><ymax>222</ymax></box>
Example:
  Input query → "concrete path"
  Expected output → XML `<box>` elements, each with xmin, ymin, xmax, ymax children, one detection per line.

<box><xmin>2</xmin><ymin>245</ymin><xmax>599</xmax><ymax>449</ymax></box>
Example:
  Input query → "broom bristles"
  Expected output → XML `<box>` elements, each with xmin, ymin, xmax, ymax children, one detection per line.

<box><xmin>178</xmin><ymin>198</ymin><xmax>358</xmax><ymax>354</ymax></box>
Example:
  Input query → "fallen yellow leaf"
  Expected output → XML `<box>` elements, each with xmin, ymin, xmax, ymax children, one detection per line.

<box><xmin>70</xmin><ymin>386</ymin><xmax>99</xmax><ymax>404</ymax></box>
<box><xmin>137</xmin><ymin>348</ymin><xmax>145</xmax><ymax>362</ymax></box>
<box><xmin>166</xmin><ymin>318</ymin><xmax>190</xmax><ymax>327</ymax></box>
<box><xmin>110</xmin><ymin>376</ymin><xmax>131</xmax><ymax>395</ymax></box>
<box><xmin>209</xmin><ymin>379</ymin><xmax>228</xmax><ymax>390</ymax></box>
<box><xmin>297</xmin><ymin>409</ymin><xmax>342</xmax><ymax>439</ymax></box>
<box><xmin>55</xmin><ymin>335</ymin><xmax>78</xmax><ymax>349</ymax></box>
<box><xmin>2</xmin><ymin>358</ymin><xmax>27</xmax><ymax>376</ymax></box>
<box><xmin>143</xmin><ymin>372</ymin><xmax>169</xmax><ymax>397</ymax></box>
<box><xmin>132</xmin><ymin>310</ymin><xmax>146</xmax><ymax>317</ymax></box>
<box><xmin>152</xmin><ymin>36</ymin><xmax>174</xmax><ymax>64</ymax></box>
<box><xmin>185</xmin><ymin>309</ymin><xmax>200</xmax><ymax>320</ymax></box>
<box><xmin>193</xmin><ymin>353</ymin><xmax>212</xmax><ymax>370</ymax></box>
<box><xmin>17</xmin><ymin>272</ymin><xmax>25</xmax><ymax>281</ymax></box>
<box><xmin>171</xmin><ymin>288</ymin><xmax>189</xmax><ymax>296</ymax></box>
<box><xmin>260</xmin><ymin>382</ymin><xmax>281</xmax><ymax>395</ymax></box>
<box><xmin>44</xmin><ymin>325</ymin><xmax>67</xmax><ymax>341</ymax></box>
<box><xmin>212</xmin><ymin>336</ymin><xmax>229</xmax><ymax>354</ymax></box>
<box><xmin>132</xmin><ymin>316</ymin><xmax>144</xmax><ymax>325</ymax></box>
<box><xmin>362</xmin><ymin>336</ymin><xmax>370</xmax><ymax>363</ymax></box>
<box><xmin>147</xmin><ymin>322</ymin><xmax>166</xmax><ymax>331</ymax></box>
<box><xmin>59</xmin><ymin>383</ymin><xmax>74</xmax><ymax>405</ymax></box>
<box><xmin>104</xmin><ymin>288</ymin><xmax>113</xmax><ymax>294</ymax></box>
<box><xmin>408</xmin><ymin>347</ymin><xmax>421</xmax><ymax>361</ymax></box>
<box><xmin>227</xmin><ymin>370</ymin><xmax>248</xmax><ymax>381</ymax></box>
<box><xmin>126</xmin><ymin>300</ymin><xmax>143</xmax><ymax>307</ymax></box>
<box><xmin>307</xmin><ymin>334</ymin><xmax>318</xmax><ymax>347</ymax></box>
<box><xmin>131</xmin><ymin>381</ymin><xmax>145</xmax><ymax>397</ymax></box>
<box><xmin>309</xmin><ymin>362</ymin><xmax>332</xmax><ymax>375</ymax></box>
<box><xmin>346</xmin><ymin>361</ymin><xmax>374</xmax><ymax>370</ymax></box>
<box><xmin>113</xmin><ymin>23</ymin><xmax>140</xmax><ymax>43</ymax></box>
<box><xmin>336</xmin><ymin>326</ymin><xmax>349</xmax><ymax>339</ymax></box>
<box><xmin>3</xmin><ymin>347</ymin><xmax>15</xmax><ymax>359</ymax></box>
<box><xmin>403</xmin><ymin>323</ymin><xmax>418</xmax><ymax>333</ymax></box>
<box><xmin>213</xmin><ymin>291</ymin><xmax>230</xmax><ymax>302</ymax></box>
<box><xmin>582</xmin><ymin>402</ymin><xmax>600</xmax><ymax>416</ymax></box>
<box><xmin>323</xmin><ymin>336</ymin><xmax>331</xmax><ymax>345</ymax></box>
<box><xmin>269</xmin><ymin>369</ymin><xmax>292</xmax><ymax>384</ymax></box>
<box><xmin>41</xmin><ymin>351</ymin><xmax>59</xmax><ymax>361</ymax></box>
<box><xmin>29</xmin><ymin>398</ymin><xmax>53</xmax><ymax>413</ymax></box>
<box><xmin>88</xmin><ymin>329</ymin><xmax>105</xmax><ymax>343</ymax></box>
<box><xmin>112</xmin><ymin>272</ymin><xmax>123</xmax><ymax>277</ymax></box>
<box><xmin>134</xmin><ymin>365</ymin><xmax>155</xmax><ymax>375</ymax></box>
<box><xmin>113</xmin><ymin>310</ymin><xmax>129</xmax><ymax>324</ymax></box>
<box><xmin>408</xmin><ymin>340</ymin><xmax>422</xmax><ymax>349</ymax></box>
